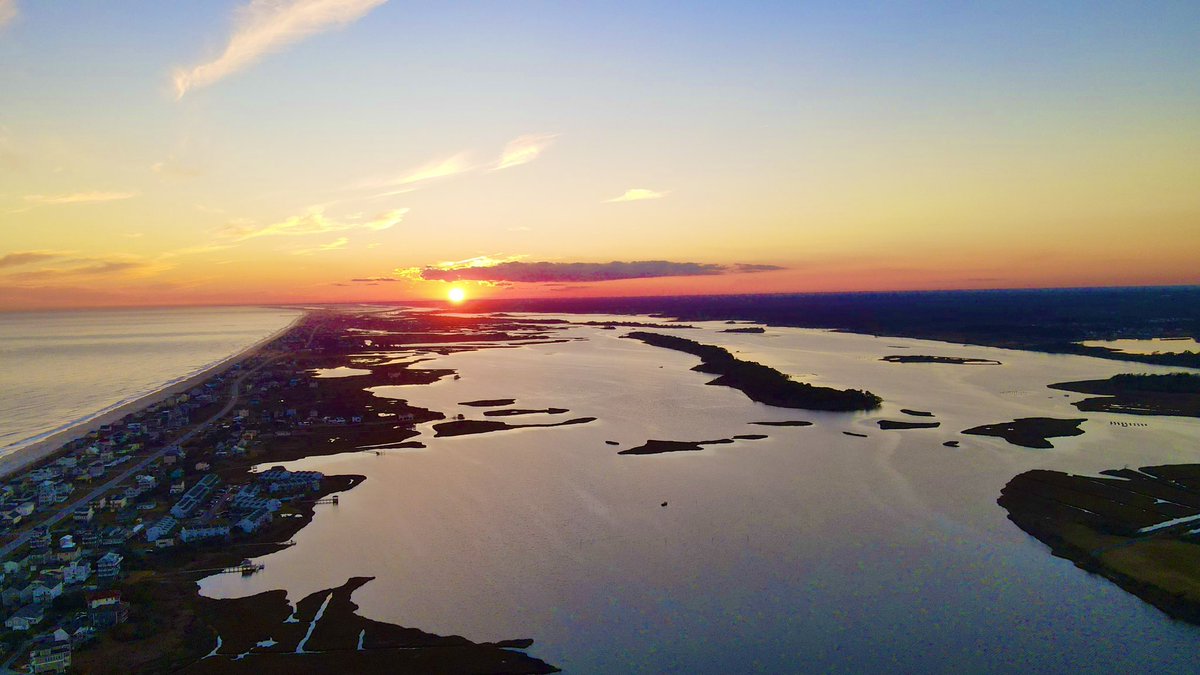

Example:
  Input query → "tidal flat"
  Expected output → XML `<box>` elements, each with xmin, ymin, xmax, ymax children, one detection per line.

<box><xmin>193</xmin><ymin>308</ymin><xmax>1200</xmax><ymax>673</ymax></box>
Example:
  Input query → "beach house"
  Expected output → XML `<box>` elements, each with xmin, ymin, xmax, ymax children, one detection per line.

<box><xmin>236</xmin><ymin>507</ymin><xmax>273</xmax><ymax>534</ymax></box>
<box><xmin>145</xmin><ymin>516</ymin><xmax>178</xmax><ymax>543</ymax></box>
<box><xmin>29</xmin><ymin>579</ymin><xmax>62</xmax><ymax>604</ymax></box>
<box><xmin>5</xmin><ymin>603</ymin><xmax>45</xmax><ymax>631</ymax></box>
<box><xmin>170</xmin><ymin>474</ymin><xmax>219</xmax><ymax>519</ymax></box>
<box><xmin>87</xmin><ymin>590</ymin><xmax>129</xmax><ymax>628</ymax></box>
<box><xmin>63</xmin><ymin>560</ymin><xmax>91</xmax><ymax>585</ymax></box>
<box><xmin>28</xmin><ymin>633</ymin><xmax>72</xmax><ymax>673</ymax></box>
<box><xmin>96</xmin><ymin>552</ymin><xmax>123</xmax><ymax>581</ymax></box>
<box><xmin>179</xmin><ymin>523</ymin><xmax>231</xmax><ymax>543</ymax></box>
<box><xmin>72</xmin><ymin>505</ymin><xmax>94</xmax><ymax>524</ymax></box>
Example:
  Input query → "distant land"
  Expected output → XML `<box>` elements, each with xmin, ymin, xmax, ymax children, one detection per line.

<box><xmin>448</xmin><ymin>286</ymin><xmax>1200</xmax><ymax>369</ymax></box>
<box><xmin>624</xmin><ymin>331</ymin><xmax>882</xmax><ymax>411</ymax></box>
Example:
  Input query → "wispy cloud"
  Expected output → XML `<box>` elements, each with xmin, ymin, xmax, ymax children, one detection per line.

<box><xmin>194</xmin><ymin>204</ymin><xmax>228</xmax><ymax>216</ymax></box>
<box><xmin>358</xmin><ymin>133</ymin><xmax>557</xmax><ymax>194</ymax></box>
<box><xmin>734</xmin><ymin>263</ymin><xmax>785</xmax><ymax>273</ymax></box>
<box><xmin>172</xmin><ymin>0</ymin><xmax>388</xmax><ymax>98</ymax></box>
<box><xmin>388</xmin><ymin>154</ymin><xmax>473</xmax><ymax>186</ymax></box>
<box><xmin>220</xmin><ymin>207</ymin><xmax>407</xmax><ymax>240</ymax></box>
<box><xmin>0</xmin><ymin>251</ymin><xmax>64</xmax><ymax>269</ymax></box>
<box><xmin>152</xmin><ymin>157</ymin><xmax>203</xmax><ymax>178</ymax></box>
<box><xmin>159</xmin><ymin>242</ymin><xmax>237</xmax><ymax>259</ymax></box>
<box><xmin>606</xmin><ymin>188</ymin><xmax>667</xmax><ymax>203</ymax></box>
<box><xmin>0</xmin><ymin>0</ymin><xmax>17</xmax><ymax>30</ymax></box>
<box><xmin>1</xmin><ymin>255</ymin><xmax>167</xmax><ymax>282</ymax></box>
<box><xmin>493</xmin><ymin>133</ymin><xmax>558</xmax><ymax>170</ymax></box>
<box><xmin>293</xmin><ymin>236</ymin><xmax>349</xmax><ymax>255</ymax></box>
<box><xmin>402</xmin><ymin>259</ymin><xmax>786</xmax><ymax>284</ymax></box>
<box><xmin>24</xmin><ymin>191</ymin><xmax>137</xmax><ymax>205</ymax></box>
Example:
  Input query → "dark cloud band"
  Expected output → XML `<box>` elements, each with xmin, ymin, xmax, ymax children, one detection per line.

<box><xmin>417</xmin><ymin>260</ymin><xmax>782</xmax><ymax>283</ymax></box>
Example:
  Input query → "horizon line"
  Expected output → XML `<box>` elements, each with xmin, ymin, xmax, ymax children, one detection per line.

<box><xmin>2</xmin><ymin>282</ymin><xmax>1198</xmax><ymax>314</ymax></box>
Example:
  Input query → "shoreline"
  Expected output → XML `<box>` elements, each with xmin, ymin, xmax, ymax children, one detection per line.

<box><xmin>60</xmin><ymin>308</ymin><xmax>563</xmax><ymax>672</ymax></box>
<box><xmin>0</xmin><ymin>310</ymin><xmax>306</xmax><ymax>480</ymax></box>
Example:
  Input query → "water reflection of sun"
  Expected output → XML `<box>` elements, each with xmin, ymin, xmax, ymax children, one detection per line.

<box><xmin>448</xmin><ymin>287</ymin><xmax>466</xmax><ymax>304</ymax></box>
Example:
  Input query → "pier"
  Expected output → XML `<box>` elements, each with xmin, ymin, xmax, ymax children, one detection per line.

<box><xmin>208</xmin><ymin>559</ymin><xmax>265</xmax><ymax>576</ymax></box>
<box><xmin>175</xmin><ymin>561</ymin><xmax>265</xmax><ymax>577</ymax></box>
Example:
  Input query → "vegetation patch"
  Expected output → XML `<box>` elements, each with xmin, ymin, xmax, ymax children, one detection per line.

<box><xmin>1049</xmin><ymin>373</ymin><xmax>1200</xmax><ymax>418</ymax></box>
<box><xmin>962</xmin><ymin>417</ymin><xmax>1086</xmax><ymax>448</ymax></box>
<box><xmin>999</xmin><ymin>464</ymin><xmax>1200</xmax><ymax>626</ymax></box>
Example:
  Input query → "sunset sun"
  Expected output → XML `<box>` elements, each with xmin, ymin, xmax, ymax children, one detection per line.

<box><xmin>448</xmin><ymin>287</ymin><xmax>466</xmax><ymax>304</ymax></box>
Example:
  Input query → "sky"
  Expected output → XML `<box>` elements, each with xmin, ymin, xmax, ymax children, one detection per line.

<box><xmin>0</xmin><ymin>1</ymin><xmax>1198</xmax><ymax>310</ymax></box>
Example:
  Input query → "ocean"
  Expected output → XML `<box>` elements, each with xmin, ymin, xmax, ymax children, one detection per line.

<box><xmin>200</xmin><ymin>312</ymin><xmax>1200</xmax><ymax>673</ymax></box>
<box><xmin>0</xmin><ymin>306</ymin><xmax>301</xmax><ymax>458</ymax></box>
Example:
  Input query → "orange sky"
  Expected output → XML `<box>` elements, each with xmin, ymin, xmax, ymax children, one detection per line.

<box><xmin>1</xmin><ymin>2</ymin><xmax>1198</xmax><ymax>310</ymax></box>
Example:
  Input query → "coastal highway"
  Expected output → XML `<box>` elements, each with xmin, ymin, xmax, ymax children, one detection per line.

<box><xmin>0</xmin><ymin>340</ymin><xmax>296</xmax><ymax>560</ymax></box>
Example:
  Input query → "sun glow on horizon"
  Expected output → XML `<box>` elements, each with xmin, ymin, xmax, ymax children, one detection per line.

<box><xmin>0</xmin><ymin>4</ymin><xmax>1197</xmax><ymax>312</ymax></box>
<box><xmin>448</xmin><ymin>287</ymin><xmax>466</xmax><ymax>304</ymax></box>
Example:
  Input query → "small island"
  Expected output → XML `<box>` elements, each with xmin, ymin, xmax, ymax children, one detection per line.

<box><xmin>483</xmin><ymin>408</ymin><xmax>570</xmax><ymax>417</ymax></box>
<box><xmin>433</xmin><ymin>417</ymin><xmax>595</xmax><ymax>437</ymax></box>
<box><xmin>458</xmin><ymin>399</ymin><xmax>518</xmax><ymax>407</ymax></box>
<box><xmin>881</xmin><ymin>355</ymin><xmax>1002</xmax><ymax>365</ymax></box>
<box><xmin>962</xmin><ymin>417</ymin><xmax>1086</xmax><ymax>448</ymax></box>
<box><xmin>624</xmin><ymin>332</ymin><xmax>882</xmax><ymax>411</ymax></box>
<box><xmin>721</xmin><ymin>327</ymin><xmax>765</xmax><ymax>334</ymax></box>
<box><xmin>999</xmin><ymin>464</ymin><xmax>1200</xmax><ymax>626</ymax></box>
<box><xmin>619</xmin><ymin>438</ymin><xmax>736</xmax><ymax>455</ymax></box>
<box><xmin>877</xmin><ymin>420</ymin><xmax>940</xmax><ymax>430</ymax></box>
<box><xmin>1048</xmin><ymin>372</ymin><xmax>1200</xmax><ymax>418</ymax></box>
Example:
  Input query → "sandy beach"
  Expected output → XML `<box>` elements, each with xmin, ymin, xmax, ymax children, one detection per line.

<box><xmin>0</xmin><ymin>311</ymin><xmax>306</xmax><ymax>480</ymax></box>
